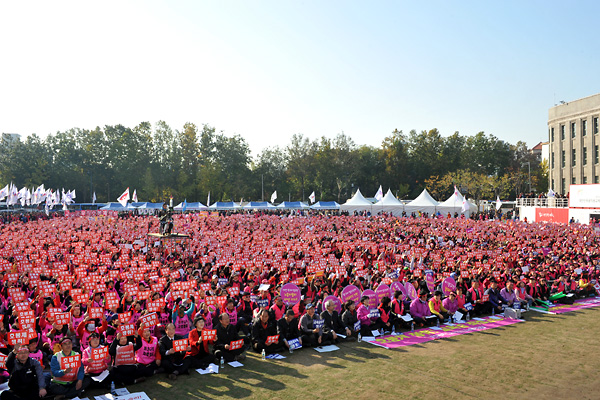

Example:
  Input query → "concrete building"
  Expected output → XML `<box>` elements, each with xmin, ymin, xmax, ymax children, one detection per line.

<box><xmin>548</xmin><ymin>93</ymin><xmax>600</xmax><ymax>194</ymax></box>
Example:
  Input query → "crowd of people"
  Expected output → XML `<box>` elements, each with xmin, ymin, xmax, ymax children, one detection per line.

<box><xmin>0</xmin><ymin>211</ymin><xmax>598</xmax><ymax>399</ymax></box>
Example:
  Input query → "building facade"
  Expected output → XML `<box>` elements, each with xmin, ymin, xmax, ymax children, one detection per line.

<box><xmin>548</xmin><ymin>93</ymin><xmax>600</xmax><ymax>194</ymax></box>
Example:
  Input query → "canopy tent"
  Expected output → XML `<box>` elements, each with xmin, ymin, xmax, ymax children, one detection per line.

<box><xmin>372</xmin><ymin>189</ymin><xmax>404</xmax><ymax>216</ymax></box>
<box><xmin>436</xmin><ymin>191</ymin><xmax>470</xmax><ymax>216</ymax></box>
<box><xmin>404</xmin><ymin>189</ymin><xmax>439</xmax><ymax>214</ymax></box>
<box><xmin>208</xmin><ymin>201</ymin><xmax>242</xmax><ymax>210</ymax></box>
<box><xmin>276</xmin><ymin>201</ymin><xmax>310</xmax><ymax>209</ymax></box>
<box><xmin>174</xmin><ymin>202</ymin><xmax>207</xmax><ymax>211</ymax></box>
<box><xmin>243</xmin><ymin>201</ymin><xmax>275</xmax><ymax>209</ymax></box>
<box><xmin>136</xmin><ymin>202</ymin><xmax>164</xmax><ymax>209</ymax></box>
<box><xmin>340</xmin><ymin>188</ymin><xmax>373</xmax><ymax>214</ymax></box>
<box><xmin>310</xmin><ymin>201</ymin><xmax>340</xmax><ymax>210</ymax></box>
<box><xmin>99</xmin><ymin>202</ymin><xmax>137</xmax><ymax>211</ymax></box>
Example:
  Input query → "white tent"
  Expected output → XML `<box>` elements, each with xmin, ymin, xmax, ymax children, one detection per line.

<box><xmin>436</xmin><ymin>191</ymin><xmax>464</xmax><ymax>216</ymax></box>
<box><xmin>372</xmin><ymin>189</ymin><xmax>404</xmax><ymax>216</ymax></box>
<box><xmin>340</xmin><ymin>188</ymin><xmax>373</xmax><ymax>214</ymax></box>
<box><xmin>404</xmin><ymin>189</ymin><xmax>439</xmax><ymax>215</ymax></box>
<box><xmin>174</xmin><ymin>202</ymin><xmax>207</xmax><ymax>211</ymax></box>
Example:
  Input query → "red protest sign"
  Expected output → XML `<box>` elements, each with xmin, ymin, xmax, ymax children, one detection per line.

<box><xmin>0</xmin><ymin>353</ymin><xmax>6</xmax><ymax>368</ymax></box>
<box><xmin>91</xmin><ymin>346</ymin><xmax>108</xmax><ymax>360</ymax></box>
<box><xmin>139</xmin><ymin>312</ymin><xmax>158</xmax><ymax>327</ymax></box>
<box><xmin>60</xmin><ymin>354</ymin><xmax>81</xmax><ymax>370</ymax></box>
<box><xmin>172</xmin><ymin>339</ymin><xmax>188</xmax><ymax>352</ymax></box>
<box><xmin>118</xmin><ymin>323</ymin><xmax>136</xmax><ymax>336</ymax></box>
<box><xmin>8</xmin><ymin>330</ymin><xmax>29</xmax><ymax>345</ymax></box>
<box><xmin>73</xmin><ymin>293</ymin><xmax>89</xmax><ymax>304</ymax></box>
<box><xmin>201</xmin><ymin>329</ymin><xmax>216</xmax><ymax>341</ymax></box>
<box><xmin>55</xmin><ymin>312</ymin><xmax>71</xmax><ymax>326</ymax></box>
<box><xmin>18</xmin><ymin>310</ymin><xmax>35</xmax><ymax>330</ymax></box>
<box><xmin>14</xmin><ymin>302</ymin><xmax>30</xmax><ymax>313</ymax></box>
<box><xmin>229</xmin><ymin>339</ymin><xmax>244</xmax><ymax>350</ymax></box>
<box><xmin>266</xmin><ymin>335</ymin><xmax>280</xmax><ymax>345</ymax></box>
<box><xmin>147</xmin><ymin>300</ymin><xmax>164</xmax><ymax>313</ymax></box>
<box><xmin>89</xmin><ymin>307</ymin><xmax>104</xmax><ymax>319</ymax></box>
<box><xmin>118</xmin><ymin>311</ymin><xmax>132</xmax><ymax>324</ymax></box>
<box><xmin>105</xmin><ymin>298</ymin><xmax>119</xmax><ymax>310</ymax></box>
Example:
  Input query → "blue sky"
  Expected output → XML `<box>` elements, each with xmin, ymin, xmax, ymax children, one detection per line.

<box><xmin>1</xmin><ymin>0</ymin><xmax>598</xmax><ymax>155</ymax></box>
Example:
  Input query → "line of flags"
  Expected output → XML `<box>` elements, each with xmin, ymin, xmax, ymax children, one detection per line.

<box><xmin>0</xmin><ymin>183</ymin><xmax>77</xmax><ymax>208</ymax></box>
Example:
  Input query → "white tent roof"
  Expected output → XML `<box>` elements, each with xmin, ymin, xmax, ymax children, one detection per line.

<box><xmin>406</xmin><ymin>189</ymin><xmax>439</xmax><ymax>206</ymax></box>
<box><xmin>342</xmin><ymin>188</ymin><xmax>372</xmax><ymax>205</ymax></box>
<box><xmin>375</xmin><ymin>189</ymin><xmax>403</xmax><ymax>205</ymax></box>
<box><xmin>436</xmin><ymin>191</ymin><xmax>476</xmax><ymax>216</ymax></box>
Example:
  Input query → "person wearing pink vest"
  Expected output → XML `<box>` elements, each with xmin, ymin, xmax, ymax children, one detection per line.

<box><xmin>82</xmin><ymin>332</ymin><xmax>111</xmax><ymax>389</ymax></box>
<box><xmin>136</xmin><ymin>326</ymin><xmax>162</xmax><ymax>378</ymax></box>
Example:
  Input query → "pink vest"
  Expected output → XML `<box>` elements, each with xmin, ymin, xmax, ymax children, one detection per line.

<box><xmin>83</xmin><ymin>346</ymin><xmax>109</xmax><ymax>373</ymax></box>
<box><xmin>136</xmin><ymin>337</ymin><xmax>158</xmax><ymax>365</ymax></box>
<box><xmin>174</xmin><ymin>315</ymin><xmax>191</xmax><ymax>336</ymax></box>
<box><xmin>224</xmin><ymin>308</ymin><xmax>238</xmax><ymax>325</ymax></box>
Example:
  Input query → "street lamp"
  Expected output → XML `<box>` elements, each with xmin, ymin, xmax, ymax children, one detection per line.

<box><xmin>521</xmin><ymin>162</ymin><xmax>531</xmax><ymax>193</ymax></box>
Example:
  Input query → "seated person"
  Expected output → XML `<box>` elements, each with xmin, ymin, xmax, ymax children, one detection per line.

<box><xmin>158</xmin><ymin>323</ymin><xmax>192</xmax><ymax>380</ymax></box>
<box><xmin>321</xmin><ymin>300</ymin><xmax>351</xmax><ymax>341</ymax></box>
<box><xmin>251</xmin><ymin>310</ymin><xmax>284</xmax><ymax>354</ymax></box>
<box><xmin>467</xmin><ymin>281</ymin><xmax>487</xmax><ymax>316</ymax></box>
<box><xmin>485</xmin><ymin>280</ymin><xmax>507</xmax><ymax>314</ymax></box>
<box><xmin>428</xmin><ymin>291</ymin><xmax>448</xmax><ymax>323</ymax></box>
<box><xmin>82</xmin><ymin>332</ymin><xmax>111</xmax><ymax>389</ymax></box>
<box><xmin>136</xmin><ymin>325</ymin><xmax>162</xmax><ymax>378</ymax></box>
<box><xmin>110</xmin><ymin>330</ymin><xmax>146</xmax><ymax>386</ymax></box>
<box><xmin>341</xmin><ymin>300</ymin><xmax>360</xmax><ymax>338</ymax></box>
<box><xmin>442</xmin><ymin>291</ymin><xmax>460</xmax><ymax>320</ymax></box>
<box><xmin>49</xmin><ymin>336</ymin><xmax>90</xmax><ymax>399</ymax></box>
<box><xmin>410</xmin><ymin>290</ymin><xmax>433</xmax><ymax>327</ymax></box>
<box><xmin>516</xmin><ymin>281</ymin><xmax>534</xmax><ymax>308</ymax></box>
<box><xmin>299</xmin><ymin>303</ymin><xmax>325</xmax><ymax>347</ymax></box>
<box><xmin>377</xmin><ymin>296</ymin><xmax>395</xmax><ymax>333</ymax></box>
<box><xmin>186</xmin><ymin>316</ymin><xmax>216</xmax><ymax>369</ymax></box>
<box><xmin>277</xmin><ymin>309</ymin><xmax>302</xmax><ymax>350</ymax></box>
<box><xmin>357</xmin><ymin>296</ymin><xmax>382</xmax><ymax>336</ymax></box>
<box><xmin>500</xmin><ymin>281</ymin><xmax>521</xmax><ymax>308</ymax></box>
<box><xmin>1</xmin><ymin>344</ymin><xmax>46</xmax><ymax>400</ymax></box>
<box><xmin>214</xmin><ymin>313</ymin><xmax>247</xmax><ymax>363</ymax></box>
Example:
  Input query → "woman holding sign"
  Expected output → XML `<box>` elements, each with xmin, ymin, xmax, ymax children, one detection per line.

<box><xmin>109</xmin><ymin>328</ymin><xmax>146</xmax><ymax>386</ymax></box>
<box><xmin>82</xmin><ymin>332</ymin><xmax>111</xmax><ymax>389</ymax></box>
<box><xmin>186</xmin><ymin>316</ymin><xmax>216</xmax><ymax>369</ymax></box>
<box><xmin>136</xmin><ymin>325</ymin><xmax>162</xmax><ymax>378</ymax></box>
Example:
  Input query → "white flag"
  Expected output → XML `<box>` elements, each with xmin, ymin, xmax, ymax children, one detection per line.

<box><xmin>0</xmin><ymin>184</ymin><xmax>8</xmax><ymax>200</ymax></box>
<box><xmin>495</xmin><ymin>195</ymin><xmax>502</xmax><ymax>211</ymax></box>
<box><xmin>461</xmin><ymin>198</ymin><xmax>470</xmax><ymax>213</ymax></box>
<box><xmin>207</xmin><ymin>191</ymin><xmax>211</xmax><ymax>207</ymax></box>
<box><xmin>454</xmin><ymin>185</ymin><xmax>460</xmax><ymax>198</ymax></box>
<box><xmin>374</xmin><ymin>185</ymin><xmax>383</xmax><ymax>202</ymax></box>
<box><xmin>117</xmin><ymin>187</ymin><xmax>130</xmax><ymax>207</ymax></box>
<box><xmin>270</xmin><ymin>190</ymin><xmax>277</xmax><ymax>203</ymax></box>
<box><xmin>92</xmin><ymin>192</ymin><xmax>97</xmax><ymax>204</ymax></box>
<box><xmin>132</xmin><ymin>189</ymin><xmax>138</xmax><ymax>203</ymax></box>
<box><xmin>309</xmin><ymin>191</ymin><xmax>316</xmax><ymax>204</ymax></box>
<box><xmin>547</xmin><ymin>188</ymin><xmax>555</xmax><ymax>198</ymax></box>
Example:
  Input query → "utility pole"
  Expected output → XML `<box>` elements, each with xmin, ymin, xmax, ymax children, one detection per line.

<box><xmin>261</xmin><ymin>174</ymin><xmax>264</xmax><ymax>202</ymax></box>
<box><xmin>522</xmin><ymin>162</ymin><xmax>531</xmax><ymax>192</ymax></box>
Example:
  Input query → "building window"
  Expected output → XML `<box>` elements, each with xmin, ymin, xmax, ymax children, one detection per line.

<box><xmin>572</xmin><ymin>148</ymin><xmax>576</xmax><ymax>166</ymax></box>
<box><xmin>596</xmin><ymin>176</ymin><xmax>599</xmax><ymax>184</ymax></box>
<box><xmin>584</xmin><ymin>176</ymin><xmax>588</xmax><ymax>184</ymax></box>
<box><xmin>594</xmin><ymin>117</ymin><xmax>599</xmax><ymax>134</ymax></box>
<box><xmin>561</xmin><ymin>125</ymin><xmax>565</xmax><ymax>140</ymax></box>
<box><xmin>582</xmin><ymin>120</ymin><xmax>587</xmax><ymax>136</ymax></box>
<box><xmin>572</xmin><ymin>176</ymin><xmax>576</xmax><ymax>184</ymax></box>
<box><xmin>551</xmin><ymin>152</ymin><xmax>555</xmax><ymax>168</ymax></box>
<box><xmin>583</xmin><ymin>147</ymin><xmax>587</xmax><ymax>165</ymax></box>
<box><xmin>562</xmin><ymin>150</ymin><xmax>566</xmax><ymax>167</ymax></box>
<box><xmin>562</xmin><ymin>178</ymin><xmax>566</xmax><ymax>193</ymax></box>
<box><xmin>571</xmin><ymin>122</ymin><xmax>576</xmax><ymax>138</ymax></box>
<box><xmin>551</xmin><ymin>127</ymin><xmax>554</xmax><ymax>142</ymax></box>
<box><xmin>596</xmin><ymin>145</ymin><xmax>599</xmax><ymax>164</ymax></box>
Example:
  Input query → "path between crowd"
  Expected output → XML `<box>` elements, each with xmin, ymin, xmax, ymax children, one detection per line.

<box><xmin>85</xmin><ymin>306</ymin><xmax>600</xmax><ymax>400</ymax></box>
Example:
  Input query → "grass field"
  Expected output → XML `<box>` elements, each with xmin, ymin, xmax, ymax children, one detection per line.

<box><xmin>88</xmin><ymin>307</ymin><xmax>600</xmax><ymax>400</ymax></box>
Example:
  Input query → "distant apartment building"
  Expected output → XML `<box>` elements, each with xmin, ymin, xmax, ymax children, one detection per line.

<box><xmin>548</xmin><ymin>93</ymin><xmax>600</xmax><ymax>194</ymax></box>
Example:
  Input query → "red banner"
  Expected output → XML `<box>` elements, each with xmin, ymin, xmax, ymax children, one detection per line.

<box><xmin>535</xmin><ymin>208</ymin><xmax>569</xmax><ymax>224</ymax></box>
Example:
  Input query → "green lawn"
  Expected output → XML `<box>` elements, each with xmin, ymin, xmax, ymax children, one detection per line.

<box><xmin>88</xmin><ymin>307</ymin><xmax>600</xmax><ymax>400</ymax></box>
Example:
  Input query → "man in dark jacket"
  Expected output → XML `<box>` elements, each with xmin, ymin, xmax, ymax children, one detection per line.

<box><xmin>277</xmin><ymin>309</ymin><xmax>302</xmax><ymax>350</ymax></box>
<box><xmin>214</xmin><ymin>313</ymin><xmax>247</xmax><ymax>362</ymax></box>
<box><xmin>321</xmin><ymin>300</ymin><xmax>351</xmax><ymax>342</ymax></box>
<box><xmin>1</xmin><ymin>344</ymin><xmax>47</xmax><ymax>400</ymax></box>
<box><xmin>158</xmin><ymin>323</ymin><xmax>191</xmax><ymax>380</ymax></box>
<box><xmin>251</xmin><ymin>310</ymin><xmax>284</xmax><ymax>354</ymax></box>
